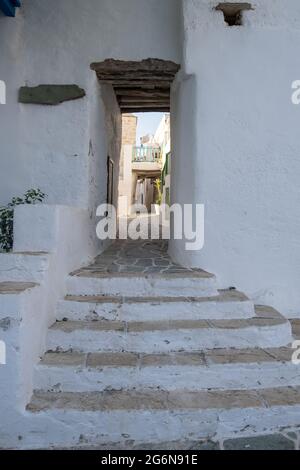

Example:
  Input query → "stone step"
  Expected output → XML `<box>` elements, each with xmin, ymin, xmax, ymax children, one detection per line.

<box><xmin>25</xmin><ymin>386</ymin><xmax>300</xmax><ymax>448</ymax></box>
<box><xmin>56</xmin><ymin>289</ymin><xmax>255</xmax><ymax>322</ymax></box>
<box><xmin>66</xmin><ymin>270</ymin><xmax>218</xmax><ymax>298</ymax></box>
<box><xmin>46</xmin><ymin>306</ymin><xmax>292</xmax><ymax>353</ymax></box>
<box><xmin>34</xmin><ymin>347</ymin><xmax>298</xmax><ymax>393</ymax></box>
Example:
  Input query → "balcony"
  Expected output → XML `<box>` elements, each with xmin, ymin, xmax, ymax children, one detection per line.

<box><xmin>132</xmin><ymin>146</ymin><xmax>162</xmax><ymax>175</ymax></box>
<box><xmin>132</xmin><ymin>146</ymin><xmax>161</xmax><ymax>163</ymax></box>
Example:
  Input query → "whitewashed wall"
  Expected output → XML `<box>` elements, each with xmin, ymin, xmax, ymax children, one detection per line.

<box><xmin>170</xmin><ymin>0</ymin><xmax>300</xmax><ymax>315</ymax></box>
<box><xmin>1</xmin><ymin>0</ymin><xmax>300</xmax><ymax>317</ymax></box>
<box><xmin>87</xmin><ymin>78</ymin><xmax>122</xmax><ymax>253</ymax></box>
<box><xmin>0</xmin><ymin>0</ymin><xmax>182</xmax><ymax>207</ymax></box>
<box><xmin>0</xmin><ymin>204</ymin><xmax>97</xmax><ymax>422</ymax></box>
<box><xmin>0</xmin><ymin>0</ymin><xmax>182</xmax><ymax>432</ymax></box>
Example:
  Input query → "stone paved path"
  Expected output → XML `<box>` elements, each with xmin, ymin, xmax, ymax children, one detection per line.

<box><xmin>75</xmin><ymin>239</ymin><xmax>206</xmax><ymax>276</ymax></box>
<box><xmin>61</xmin><ymin>430</ymin><xmax>300</xmax><ymax>450</ymax></box>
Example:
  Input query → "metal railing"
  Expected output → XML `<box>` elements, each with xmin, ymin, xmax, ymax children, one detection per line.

<box><xmin>132</xmin><ymin>146</ymin><xmax>161</xmax><ymax>163</ymax></box>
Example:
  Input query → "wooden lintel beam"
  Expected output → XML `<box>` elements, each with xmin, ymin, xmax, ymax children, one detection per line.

<box><xmin>121</xmin><ymin>107</ymin><xmax>170</xmax><ymax>113</ymax></box>
<box><xmin>97</xmin><ymin>75</ymin><xmax>174</xmax><ymax>82</ymax></box>
<box><xmin>100</xmin><ymin>80</ymin><xmax>172</xmax><ymax>88</ymax></box>
<box><xmin>118</xmin><ymin>98</ymin><xmax>170</xmax><ymax>104</ymax></box>
<box><xmin>120</xmin><ymin>102</ymin><xmax>169</xmax><ymax>108</ymax></box>
<box><xmin>115</xmin><ymin>88</ymin><xmax>170</xmax><ymax>98</ymax></box>
<box><xmin>114</xmin><ymin>83</ymin><xmax>170</xmax><ymax>89</ymax></box>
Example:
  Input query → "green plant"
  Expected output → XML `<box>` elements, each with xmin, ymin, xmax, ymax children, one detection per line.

<box><xmin>0</xmin><ymin>188</ymin><xmax>46</xmax><ymax>252</ymax></box>
<box><xmin>154</xmin><ymin>178</ymin><xmax>162</xmax><ymax>206</ymax></box>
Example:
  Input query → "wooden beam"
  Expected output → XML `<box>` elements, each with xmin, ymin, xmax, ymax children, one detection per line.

<box><xmin>115</xmin><ymin>88</ymin><xmax>170</xmax><ymax>98</ymax></box>
<box><xmin>118</xmin><ymin>97</ymin><xmax>170</xmax><ymax>104</ymax></box>
<box><xmin>120</xmin><ymin>104</ymin><xmax>170</xmax><ymax>110</ymax></box>
<box><xmin>98</xmin><ymin>79</ymin><xmax>172</xmax><ymax>87</ymax></box>
<box><xmin>98</xmin><ymin>76</ymin><xmax>173</xmax><ymax>88</ymax></box>
<box><xmin>97</xmin><ymin>75</ymin><xmax>174</xmax><ymax>81</ymax></box>
<box><xmin>90</xmin><ymin>59</ymin><xmax>178</xmax><ymax>113</ymax></box>
<box><xmin>121</xmin><ymin>107</ymin><xmax>170</xmax><ymax>113</ymax></box>
<box><xmin>112</xmin><ymin>83</ymin><xmax>171</xmax><ymax>89</ymax></box>
<box><xmin>120</xmin><ymin>102</ymin><xmax>169</xmax><ymax>108</ymax></box>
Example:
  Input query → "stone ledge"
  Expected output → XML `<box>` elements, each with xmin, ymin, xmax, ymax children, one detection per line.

<box><xmin>0</xmin><ymin>281</ymin><xmax>38</xmax><ymax>295</ymax></box>
<box><xmin>27</xmin><ymin>385</ymin><xmax>300</xmax><ymax>412</ymax></box>
<box><xmin>19</xmin><ymin>85</ymin><xmax>86</xmax><ymax>105</ymax></box>
<box><xmin>63</xmin><ymin>289</ymin><xmax>250</xmax><ymax>304</ymax></box>
<box><xmin>71</xmin><ymin>270</ymin><xmax>214</xmax><ymax>279</ymax></box>
<box><xmin>41</xmin><ymin>346</ymin><xmax>294</xmax><ymax>369</ymax></box>
<box><xmin>50</xmin><ymin>313</ymin><xmax>288</xmax><ymax>334</ymax></box>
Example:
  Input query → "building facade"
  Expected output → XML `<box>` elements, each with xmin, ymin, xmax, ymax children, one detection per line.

<box><xmin>1</xmin><ymin>0</ymin><xmax>300</xmax><ymax>449</ymax></box>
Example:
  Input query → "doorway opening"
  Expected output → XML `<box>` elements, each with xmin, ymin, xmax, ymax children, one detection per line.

<box><xmin>91</xmin><ymin>59</ymin><xmax>179</xmax><ymax>240</ymax></box>
<box><xmin>120</xmin><ymin>111</ymin><xmax>170</xmax><ymax>213</ymax></box>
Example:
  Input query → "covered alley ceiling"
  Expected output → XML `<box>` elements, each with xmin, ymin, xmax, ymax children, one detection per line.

<box><xmin>90</xmin><ymin>59</ymin><xmax>180</xmax><ymax>113</ymax></box>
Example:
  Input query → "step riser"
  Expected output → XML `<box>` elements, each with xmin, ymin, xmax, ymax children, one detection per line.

<box><xmin>47</xmin><ymin>323</ymin><xmax>291</xmax><ymax>353</ymax></box>
<box><xmin>66</xmin><ymin>276</ymin><xmax>218</xmax><ymax>298</ymax></box>
<box><xmin>0</xmin><ymin>253</ymin><xmax>50</xmax><ymax>283</ymax></box>
<box><xmin>34</xmin><ymin>362</ymin><xmax>299</xmax><ymax>393</ymax></box>
<box><xmin>56</xmin><ymin>300</ymin><xmax>255</xmax><ymax>322</ymax></box>
<box><xmin>18</xmin><ymin>405</ymin><xmax>300</xmax><ymax>449</ymax></box>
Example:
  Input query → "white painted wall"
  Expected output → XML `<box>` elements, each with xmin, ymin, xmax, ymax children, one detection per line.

<box><xmin>1</xmin><ymin>0</ymin><xmax>299</xmax><ymax>316</ymax></box>
<box><xmin>0</xmin><ymin>1</ymin><xmax>182</xmax><ymax>437</ymax></box>
<box><xmin>0</xmin><ymin>203</ymin><xmax>98</xmax><ymax>420</ymax></box>
<box><xmin>170</xmin><ymin>0</ymin><xmax>300</xmax><ymax>315</ymax></box>
<box><xmin>119</xmin><ymin>145</ymin><xmax>134</xmax><ymax>216</ymax></box>
<box><xmin>0</xmin><ymin>0</ymin><xmax>181</xmax><ymax>207</ymax></box>
<box><xmin>87</xmin><ymin>78</ymin><xmax>122</xmax><ymax>252</ymax></box>
<box><xmin>169</xmin><ymin>72</ymin><xmax>198</xmax><ymax>260</ymax></box>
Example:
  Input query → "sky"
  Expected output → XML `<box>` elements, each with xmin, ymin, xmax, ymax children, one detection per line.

<box><xmin>134</xmin><ymin>112</ymin><xmax>164</xmax><ymax>145</ymax></box>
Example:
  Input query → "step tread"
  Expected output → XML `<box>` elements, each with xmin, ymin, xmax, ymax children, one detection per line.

<box><xmin>40</xmin><ymin>347</ymin><xmax>293</xmax><ymax>368</ymax></box>
<box><xmin>0</xmin><ymin>281</ymin><xmax>39</xmax><ymax>295</ymax></box>
<box><xmin>64</xmin><ymin>289</ymin><xmax>250</xmax><ymax>304</ymax></box>
<box><xmin>27</xmin><ymin>385</ymin><xmax>300</xmax><ymax>412</ymax></box>
<box><xmin>49</xmin><ymin>306</ymin><xmax>287</xmax><ymax>334</ymax></box>
<box><xmin>70</xmin><ymin>269</ymin><xmax>215</xmax><ymax>279</ymax></box>
<box><xmin>9</xmin><ymin>251</ymin><xmax>49</xmax><ymax>256</ymax></box>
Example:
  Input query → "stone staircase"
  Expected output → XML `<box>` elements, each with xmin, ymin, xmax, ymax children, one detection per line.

<box><xmin>25</xmin><ymin>241</ymin><xmax>300</xmax><ymax>449</ymax></box>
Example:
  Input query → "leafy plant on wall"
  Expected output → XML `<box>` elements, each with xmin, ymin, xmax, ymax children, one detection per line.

<box><xmin>0</xmin><ymin>189</ymin><xmax>46</xmax><ymax>252</ymax></box>
<box><xmin>154</xmin><ymin>178</ymin><xmax>162</xmax><ymax>206</ymax></box>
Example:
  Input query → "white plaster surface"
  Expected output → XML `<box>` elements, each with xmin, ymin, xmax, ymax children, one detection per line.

<box><xmin>1</xmin><ymin>0</ymin><xmax>300</xmax><ymax>449</ymax></box>
<box><xmin>0</xmin><ymin>0</ymin><xmax>181</xmax><ymax>207</ymax></box>
<box><xmin>0</xmin><ymin>253</ymin><xmax>50</xmax><ymax>283</ymax></box>
<box><xmin>2</xmin><ymin>405</ymin><xmax>300</xmax><ymax>449</ymax></box>
<box><xmin>56</xmin><ymin>297</ymin><xmax>255</xmax><ymax>321</ymax></box>
<box><xmin>46</xmin><ymin>322</ymin><xmax>291</xmax><ymax>354</ymax></box>
<box><xmin>34</xmin><ymin>362</ymin><xmax>300</xmax><ymax>393</ymax></box>
<box><xmin>66</xmin><ymin>273</ymin><xmax>218</xmax><ymax>298</ymax></box>
<box><xmin>0</xmin><ymin>284</ymin><xmax>45</xmax><ymax>412</ymax></box>
<box><xmin>0</xmin><ymin>204</ymin><xmax>100</xmax><ymax>438</ymax></box>
<box><xmin>170</xmin><ymin>0</ymin><xmax>300</xmax><ymax>316</ymax></box>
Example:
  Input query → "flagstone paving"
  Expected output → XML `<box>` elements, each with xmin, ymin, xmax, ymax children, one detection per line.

<box><xmin>72</xmin><ymin>240</ymin><xmax>209</xmax><ymax>276</ymax></box>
